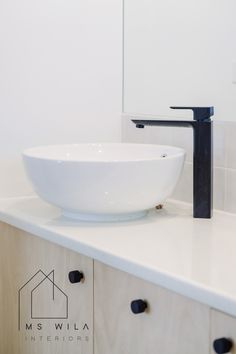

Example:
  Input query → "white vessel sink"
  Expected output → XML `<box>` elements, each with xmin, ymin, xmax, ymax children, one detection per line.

<box><xmin>23</xmin><ymin>143</ymin><xmax>185</xmax><ymax>221</ymax></box>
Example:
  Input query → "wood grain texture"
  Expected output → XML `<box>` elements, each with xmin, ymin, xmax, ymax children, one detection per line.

<box><xmin>0</xmin><ymin>221</ymin><xmax>93</xmax><ymax>354</ymax></box>
<box><xmin>94</xmin><ymin>261</ymin><xmax>210</xmax><ymax>354</ymax></box>
<box><xmin>211</xmin><ymin>309</ymin><xmax>236</xmax><ymax>354</ymax></box>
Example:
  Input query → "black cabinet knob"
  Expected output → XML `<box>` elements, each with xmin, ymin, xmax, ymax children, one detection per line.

<box><xmin>68</xmin><ymin>270</ymin><xmax>84</xmax><ymax>283</ymax></box>
<box><xmin>213</xmin><ymin>338</ymin><xmax>233</xmax><ymax>353</ymax></box>
<box><xmin>130</xmin><ymin>299</ymin><xmax>147</xmax><ymax>314</ymax></box>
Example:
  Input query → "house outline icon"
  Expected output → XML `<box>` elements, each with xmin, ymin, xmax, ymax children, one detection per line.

<box><xmin>18</xmin><ymin>269</ymin><xmax>68</xmax><ymax>331</ymax></box>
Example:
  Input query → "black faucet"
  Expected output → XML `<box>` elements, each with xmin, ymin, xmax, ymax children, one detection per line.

<box><xmin>132</xmin><ymin>106</ymin><xmax>214</xmax><ymax>219</ymax></box>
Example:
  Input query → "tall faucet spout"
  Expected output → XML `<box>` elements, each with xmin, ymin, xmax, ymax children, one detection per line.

<box><xmin>132</xmin><ymin>106</ymin><xmax>214</xmax><ymax>219</ymax></box>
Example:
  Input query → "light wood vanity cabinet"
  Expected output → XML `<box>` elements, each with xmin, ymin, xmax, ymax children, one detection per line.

<box><xmin>0</xmin><ymin>222</ymin><xmax>236</xmax><ymax>354</ymax></box>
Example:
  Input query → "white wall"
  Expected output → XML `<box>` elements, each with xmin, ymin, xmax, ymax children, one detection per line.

<box><xmin>0</xmin><ymin>0</ymin><xmax>122</xmax><ymax>197</ymax></box>
<box><xmin>124</xmin><ymin>0</ymin><xmax>236</xmax><ymax>121</ymax></box>
<box><xmin>123</xmin><ymin>0</ymin><xmax>236</xmax><ymax>212</ymax></box>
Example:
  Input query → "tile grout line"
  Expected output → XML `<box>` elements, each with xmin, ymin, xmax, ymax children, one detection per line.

<box><xmin>121</xmin><ymin>0</ymin><xmax>125</xmax><ymax>113</ymax></box>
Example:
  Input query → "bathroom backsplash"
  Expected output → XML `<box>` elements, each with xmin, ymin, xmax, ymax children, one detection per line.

<box><xmin>122</xmin><ymin>114</ymin><xmax>236</xmax><ymax>214</ymax></box>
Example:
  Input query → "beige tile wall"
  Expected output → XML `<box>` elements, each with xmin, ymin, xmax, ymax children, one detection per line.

<box><xmin>122</xmin><ymin>115</ymin><xmax>236</xmax><ymax>213</ymax></box>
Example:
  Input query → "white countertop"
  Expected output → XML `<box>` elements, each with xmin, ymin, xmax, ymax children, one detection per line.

<box><xmin>0</xmin><ymin>196</ymin><xmax>236</xmax><ymax>316</ymax></box>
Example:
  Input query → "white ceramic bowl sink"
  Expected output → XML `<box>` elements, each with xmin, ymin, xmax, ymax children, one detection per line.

<box><xmin>23</xmin><ymin>143</ymin><xmax>185</xmax><ymax>221</ymax></box>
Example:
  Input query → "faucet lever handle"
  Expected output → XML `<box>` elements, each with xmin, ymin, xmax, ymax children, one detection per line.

<box><xmin>170</xmin><ymin>106</ymin><xmax>214</xmax><ymax>121</ymax></box>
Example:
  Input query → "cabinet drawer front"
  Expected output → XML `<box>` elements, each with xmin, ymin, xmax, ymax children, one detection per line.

<box><xmin>94</xmin><ymin>261</ymin><xmax>209</xmax><ymax>354</ymax></box>
<box><xmin>0</xmin><ymin>222</ymin><xmax>93</xmax><ymax>354</ymax></box>
<box><xmin>211</xmin><ymin>310</ymin><xmax>236</xmax><ymax>354</ymax></box>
